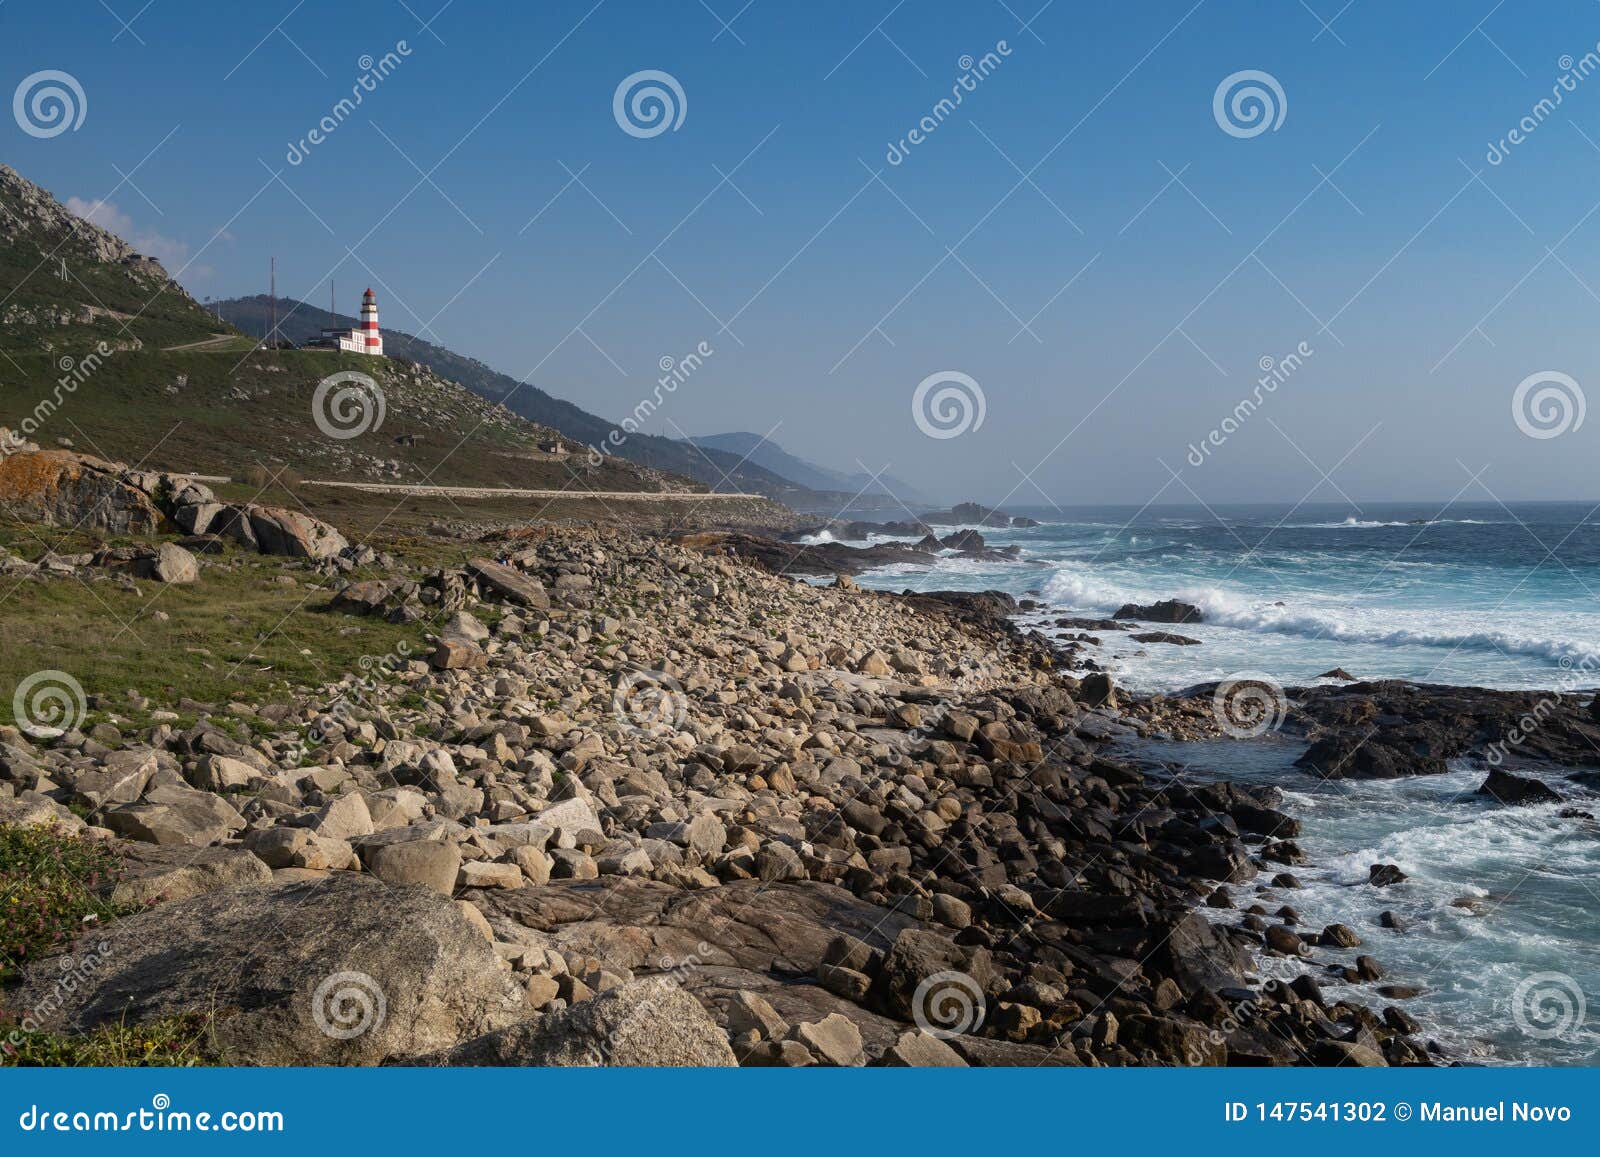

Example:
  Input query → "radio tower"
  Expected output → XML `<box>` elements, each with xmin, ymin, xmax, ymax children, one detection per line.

<box><xmin>269</xmin><ymin>257</ymin><xmax>278</xmax><ymax>348</ymax></box>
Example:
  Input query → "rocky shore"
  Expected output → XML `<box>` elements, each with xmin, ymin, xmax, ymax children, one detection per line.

<box><xmin>0</xmin><ymin>511</ymin><xmax>1478</xmax><ymax>1068</ymax></box>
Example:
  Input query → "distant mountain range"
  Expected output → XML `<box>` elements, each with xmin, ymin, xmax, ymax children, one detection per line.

<box><xmin>689</xmin><ymin>432</ymin><xmax>933</xmax><ymax>507</ymax></box>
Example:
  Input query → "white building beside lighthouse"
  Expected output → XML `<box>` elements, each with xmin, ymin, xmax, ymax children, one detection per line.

<box><xmin>311</xmin><ymin>287</ymin><xmax>384</xmax><ymax>356</ymax></box>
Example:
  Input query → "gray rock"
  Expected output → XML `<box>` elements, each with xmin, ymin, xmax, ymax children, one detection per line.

<box><xmin>109</xmin><ymin>844</ymin><xmax>272</xmax><ymax>907</ymax></box>
<box><xmin>102</xmin><ymin>784</ymin><xmax>244</xmax><ymax>847</ymax></box>
<box><xmin>139</xmin><ymin>542</ymin><xmax>199</xmax><ymax>584</ymax></box>
<box><xmin>366</xmin><ymin>840</ymin><xmax>462</xmax><ymax>895</ymax></box>
<box><xmin>14</xmin><ymin>875</ymin><xmax>525</xmax><ymax>1064</ymax></box>
<box><xmin>242</xmin><ymin>826</ymin><xmax>355</xmax><ymax>870</ymax></box>
<box><xmin>882</xmin><ymin>1029</ymin><xmax>968</xmax><ymax>1066</ymax></box>
<box><xmin>685</xmin><ymin>812</ymin><xmax>726</xmax><ymax>857</ymax></box>
<box><xmin>788</xmin><ymin>1013</ymin><xmax>864</xmax><ymax>1066</ymax></box>
<box><xmin>434</xmin><ymin>976</ymin><xmax>736</xmax><ymax>1066</ymax></box>
<box><xmin>726</xmin><ymin>990</ymin><xmax>788</xmax><ymax>1041</ymax></box>
<box><xmin>756</xmin><ymin>841</ymin><xmax>805</xmax><ymax>881</ymax></box>
<box><xmin>738</xmin><ymin>1039</ymin><xmax>814</xmax><ymax>1066</ymax></box>
<box><xmin>0</xmin><ymin>450</ymin><xmax>164</xmax><ymax>534</ymax></box>
<box><xmin>466</xmin><ymin>558</ymin><xmax>550</xmax><ymax>609</ymax></box>
<box><xmin>310</xmin><ymin>793</ymin><xmax>374</xmax><ymax>841</ymax></box>
<box><xmin>247</xmin><ymin>505</ymin><xmax>348</xmax><ymax>558</ymax></box>
<box><xmin>66</xmin><ymin>749</ymin><xmax>158</xmax><ymax>809</ymax></box>
<box><xmin>867</xmin><ymin>928</ymin><xmax>995</xmax><ymax>1021</ymax></box>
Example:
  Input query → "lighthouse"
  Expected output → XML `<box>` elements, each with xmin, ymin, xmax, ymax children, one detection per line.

<box><xmin>309</xmin><ymin>286</ymin><xmax>385</xmax><ymax>356</ymax></box>
<box><xmin>359</xmin><ymin>287</ymin><xmax>383</xmax><ymax>356</ymax></box>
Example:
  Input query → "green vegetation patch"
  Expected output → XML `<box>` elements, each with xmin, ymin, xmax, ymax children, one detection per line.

<box><xmin>0</xmin><ymin>825</ymin><xmax>122</xmax><ymax>985</ymax></box>
<box><xmin>1</xmin><ymin>1014</ymin><xmax>220</xmax><ymax>1067</ymax></box>
<box><xmin>0</xmin><ymin>524</ymin><xmax>426</xmax><ymax>728</ymax></box>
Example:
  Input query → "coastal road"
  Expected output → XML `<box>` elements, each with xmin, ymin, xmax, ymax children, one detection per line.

<box><xmin>162</xmin><ymin>333</ymin><xmax>251</xmax><ymax>351</ymax></box>
<box><xmin>301</xmin><ymin>480</ymin><xmax>762</xmax><ymax>500</ymax></box>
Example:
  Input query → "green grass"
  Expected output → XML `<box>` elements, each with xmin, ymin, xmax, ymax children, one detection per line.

<box><xmin>0</xmin><ymin>523</ymin><xmax>429</xmax><ymax>728</ymax></box>
<box><xmin>0</xmin><ymin>346</ymin><xmax>664</xmax><ymax>496</ymax></box>
<box><xmin>1</xmin><ymin>1015</ymin><xmax>220</xmax><ymax>1066</ymax></box>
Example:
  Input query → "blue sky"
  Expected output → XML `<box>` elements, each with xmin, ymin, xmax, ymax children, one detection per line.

<box><xmin>5</xmin><ymin>0</ymin><xmax>1600</xmax><ymax>506</ymax></box>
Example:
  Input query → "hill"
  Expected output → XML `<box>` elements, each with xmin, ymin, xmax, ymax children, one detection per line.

<box><xmin>0</xmin><ymin>164</ymin><xmax>223</xmax><ymax>354</ymax></box>
<box><xmin>0</xmin><ymin>163</ymin><xmax>796</xmax><ymax>533</ymax></box>
<box><xmin>211</xmin><ymin>294</ymin><xmax>810</xmax><ymax>501</ymax></box>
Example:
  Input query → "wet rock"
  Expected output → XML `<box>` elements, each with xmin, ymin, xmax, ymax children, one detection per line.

<box><xmin>1477</xmin><ymin>768</ymin><xmax>1562</xmax><ymax>806</ymax></box>
<box><xmin>1368</xmin><ymin>863</ymin><xmax>1408</xmax><ymax>887</ymax></box>
<box><xmin>1113</xmin><ymin>599</ymin><xmax>1202</xmax><ymax>624</ymax></box>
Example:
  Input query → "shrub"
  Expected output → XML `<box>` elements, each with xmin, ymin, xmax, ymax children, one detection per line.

<box><xmin>0</xmin><ymin>825</ymin><xmax>122</xmax><ymax>985</ymax></box>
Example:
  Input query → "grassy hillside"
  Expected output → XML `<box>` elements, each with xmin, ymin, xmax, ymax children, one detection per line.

<box><xmin>0</xmin><ymin>165</ymin><xmax>222</xmax><ymax>354</ymax></box>
<box><xmin>0</xmin><ymin>345</ymin><xmax>677</xmax><ymax>495</ymax></box>
<box><xmin>212</xmin><ymin>294</ymin><xmax>810</xmax><ymax>499</ymax></box>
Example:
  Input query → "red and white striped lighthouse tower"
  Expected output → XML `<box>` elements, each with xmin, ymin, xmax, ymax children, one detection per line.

<box><xmin>359</xmin><ymin>288</ymin><xmax>383</xmax><ymax>356</ymax></box>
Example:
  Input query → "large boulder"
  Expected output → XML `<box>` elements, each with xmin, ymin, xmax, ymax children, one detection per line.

<box><xmin>1477</xmin><ymin>767</ymin><xmax>1562</xmax><ymax>806</ymax></box>
<box><xmin>466</xmin><ymin>558</ymin><xmax>550</xmax><ymax>609</ymax></box>
<box><xmin>0</xmin><ymin>450</ymin><xmax>165</xmax><ymax>534</ymax></box>
<box><xmin>866</xmin><ymin>927</ymin><xmax>996</xmax><ymax>1022</ymax></box>
<box><xmin>1113</xmin><ymin>599</ymin><xmax>1202</xmax><ymax>624</ymax></box>
<box><xmin>434</xmin><ymin>977</ymin><xmax>736</xmax><ymax>1066</ymax></box>
<box><xmin>108</xmin><ymin>843</ymin><xmax>273</xmax><ymax>907</ymax></box>
<box><xmin>136</xmin><ymin>542</ymin><xmax>199</xmax><ymax>583</ymax></box>
<box><xmin>101</xmin><ymin>784</ymin><xmax>245</xmax><ymax>847</ymax></box>
<box><xmin>246</xmin><ymin>505</ymin><xmax>348</xmax><ymax>558</ymax></box>
<box><xmin>13</xmin><ymin>875</ymin><xmax>526</xmax><ymax>1064</ymax></box>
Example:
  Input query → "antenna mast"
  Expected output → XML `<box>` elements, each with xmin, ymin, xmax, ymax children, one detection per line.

<box><xmin>269</xmin><ymin>257</ymin><xmax>278</xmax><ymax>348</ymax></box>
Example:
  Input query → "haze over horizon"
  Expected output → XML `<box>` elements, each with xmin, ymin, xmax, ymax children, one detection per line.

<box><xmin>7</xmin><ymin>1</ymin><xmax>1600</xmax><ymax>507</ymax></box>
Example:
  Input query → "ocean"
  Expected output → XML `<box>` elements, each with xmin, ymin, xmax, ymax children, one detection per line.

<box><xmin>835</xmin><ymin>501</ymin><xmax>1600</xmax><ymax>1065</ymax></box>
<box><xmin>828</xmin><ymin>501</ymin><xmax>1600</xmax><ymax>693</ymax></box>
